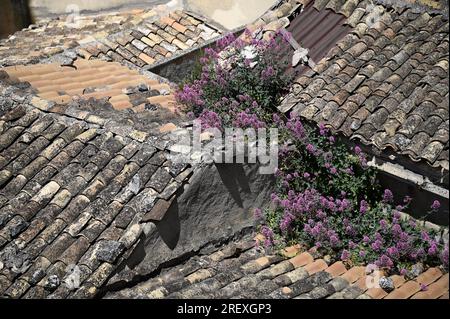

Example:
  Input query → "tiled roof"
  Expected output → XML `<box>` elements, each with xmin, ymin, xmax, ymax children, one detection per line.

<box><xmin>0</xmin><ymin>90</ymin><xmax>193</xmax><ymax>298</ymax></box>
<box><xmin>78</xmin><ymin>10</ymin><xmax>222</xmax><ymax>68</ymax></box>
<box><xmin>0</xmin><ymin>9</ymin><xmax>159</xmax><ymax>67</ymax></box>
<box><xmin>0</xmin><ymin>7</ymin><xmax>222</xmax><ymax>70</ymax></box>
<box><xmin>106</xmin><ymin>234</ymin><xmax>449</xmax><ymax>299</ymax></box>
<box><xmin>2</xmin><ymin>59</ymin><xmax>176</xmax><ymax>113</ymax></box>
<box><xmin>277</xmin><ymin>0</ymin><xmax>449</xmax><ymax>173</ymax></box>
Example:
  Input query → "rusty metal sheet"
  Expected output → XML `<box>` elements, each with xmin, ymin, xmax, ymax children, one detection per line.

<box><xmin>283</xmin><ymin>1</ymin><xmax>351</xmax><ymax>74</ymax></box>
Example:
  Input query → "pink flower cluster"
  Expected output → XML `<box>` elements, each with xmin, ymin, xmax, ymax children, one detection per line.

<box><xmin>232</xmin><ymin>110</ymin><xmax>266</xmax><ymax>129</ymax></box>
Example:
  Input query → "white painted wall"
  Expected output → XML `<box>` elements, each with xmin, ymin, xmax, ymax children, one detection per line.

<box><xmin>186</xmin><ymin>0</ymin><xmax>278</xmax><ymax>30</ymax></box>
<box><xmin>28</xmin><ymin>0</ymin><xmax>278</xmax><ymax>29</ymax></box>
<box><xmin>29</xmin><ymin>0</ymin><xmax>169</xmax><ymax>19</ymax></box>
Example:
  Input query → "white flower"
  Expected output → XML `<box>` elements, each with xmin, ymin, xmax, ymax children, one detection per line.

<box><xmin>241</xmin><ymin>45</ymin><xmax>257</xmax><ymax>60</ymax></box>
<box><xmin>240</xmin><ymin>45</ymin><xmax>259</xmax><ymax>68</ymax></box>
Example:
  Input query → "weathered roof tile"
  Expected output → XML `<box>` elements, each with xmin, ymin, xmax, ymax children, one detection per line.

<box><xmin>279</xmin><ymin>1</ymin><xmax>448</xmax><ymax>172</ymax></box>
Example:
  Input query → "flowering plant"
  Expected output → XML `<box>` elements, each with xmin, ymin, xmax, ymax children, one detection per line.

<box><xmin>176</xmin><ymin>29</ymin><xmax>448</xmax><ymax>273</ymax></box>
<box><xmin>176</xmin><ymin>30</ymin><xmax>294</xmax><ymax>124</ymax></box>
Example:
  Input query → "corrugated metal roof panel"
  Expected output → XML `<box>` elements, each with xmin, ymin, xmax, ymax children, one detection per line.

<box><xmin>284</xmin><ymin>1</ymin><xmax>351</xmax><ymax>74</ymax></box>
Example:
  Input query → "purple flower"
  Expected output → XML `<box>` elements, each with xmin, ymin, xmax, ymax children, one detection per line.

<box><xmin>254</xmin><ymin>208</ymin><xmax>262</xmax><ymax>219</ymax></box>
<box><xmin>363</xmin><ymin>236</ymin><xmax>371</xmax><ymax>244</ymax></box>
<box><xmin>316</xmin><ymin>210</ymin><xmax>326</xmax><ymax>219</ymax></box>
<box><xmin>360</xmin><ymin>200</ymin><xmax>369</xmax><ymax>214</ymax></box>
<box><xmin>377</xmin><ymin>255</ymin><xmax>394</xmax><ymax>268</ymax></box>
<box><xmin>421</xmin><ymin>231</ymin><xmax>431</xmax><ymax>242</ymax></box>
<box><xmin>431</xmin><ymin>200</ymin><xmax>441</xmax><ymax>211</ymax></box>
<box><xmin>341</xmin><ymin>250</ymin><xmax>350</xmax><ymax>261</ymax></box>
<box><xmin>330</xmin><ymin>235</ymin><xmax>340</xmax><ymax>247</ymax></box>
<box><xmin>319</xmin><ymin>123</ymin><xmax>328</xmax><ymax>136</ymax></box>
<box><xmin>387</xmin><ymin>246</ymin><xmax>399</xmax><ymax>258</ymax></box>
<box><xmin>303</xmin><ymin>172</ymin><xmax>311</xmax><ymax>179</ymax></box>
<box><xmin>391</xmin><ymin>224</ymin><xmax>402</xmax><ymax>236</ymax></box>
<box><xmin>311</xmin><ymin>226</ymin><xmax>321</xmax><ymax>236</ymax></box>
<box><xmin>270</xmin><ymin>193</ymin><xmax>280</xmax><ymax>205</ymax></box>
<box><xmin>399</xmin><ymin>232</ymin><xmax>409</xmax><ymax>242</ymax></box>
<box><xmin>359</xmin><ymin>251</ymin><xmax>366</xmax><ymax>258</ymax></box>
<box><xmin>354</xmin><ymin>146</ymin><xmax>362</xmax><ymax>155</ymax></box>
<box><xmin>428</xmin><ymin>241</ymin><xmax>439</xmax><ymax>256</ymax></box>
<box><xmin>279</xmin><ymin>29</ymin><xmax>292</xmax><ymax>42</ymax></box>
<box><xmin>263</xmin><ymin>239</ymin><xmax>272</xmax><ymax>248</ymax></box>
<box><xmin>441</xmin><ymin>244</ymin><xmax>449</xmax><ymax>268</ymax></box>
<box><xmin>330</xmin><ymin>167</ymin><xmax>337</xmax><ymax>175</ymax></box>
<box><xmin>304</xmin><ymin>224</ymin><xmax>312</xmax><ymax>234</ymax></box>
<box><xmin>418</xmin><ymin>248</ymin><xmax>426</xmax><ymax>258</ymax></box>
<box><xmin>371</xmin><ymin>240</ymin><xmax>382</xmax><ymax>251</ymax></box>
<box><xmin>420</xmin><ymin>284</ymin><xmax>428</xmax><ymax>291</ymax></box>
<box><xmin>261</xmin><ymin>66</ymin><xmax>275</xmax><ymax>79</ymax></box>
<box><xmin>400</xmin><ymin>268</ymin><xmax>408</xmax><ymax>276</ymax></box>
<box><xmin>343</xmin><ymin>167</ymin><xmax>354</xmax><ymax>175</ymax></box>
<box><xmin>198</xmin><ymin>109</ymin><xmax>222</xmax><ymax>130</ymax></box>
<box><xmin>280</xmin><ymin>213</ymin><xmax>294</xmax><ymax>232</ymax></box>
<box><xmin>306</xmin><ymin>144</ymin><xmax>315</xmax><ymax>154</ymax></box>
<box><xmin>272</xmin><ymin>113</ymin><xmax>281</xmax><ymax>124</ymax></box>
<box><xmin>383</xmin><ymin>189</ymin><xmax>394</xmax><ymax>203</ymax></box>
<box><xmin>345</xmin><ymin>225</ymin><xmax>354</xmax><ymax>236</ymax></box>
<box><xmin>261</xmin><ymin>226</ymin><xmax>274</xmax><ymax>246</ymax></box>
<box><xmin>375</xmin><ymin>232</ymin><xmax>383</xmax><ymax>241</ymax></box>
<box><xmin>233</xmin><ymin>110</ymin><xmax>265</xmax><ymax>129</ymax></box>
<box><xmin>286</xmin><ymin>116</ymin><xmax>305</xmax><ymax>139</ymax></box>
<box><xmin>329</xmin><ymin>136</ymin><xmax>335</xmax><ymax>143</ymax></box>
<box><xmin>186</xmin><ymin>111</ymin><xmax>195</xmax><ymax>120</ymax></box>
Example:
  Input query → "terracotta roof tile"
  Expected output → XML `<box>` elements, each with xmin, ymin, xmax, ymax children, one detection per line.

<box><xmin>325</xmin><ymin>261</ymin><xmax>347</xmax><ymax>278</ymax></box>
<box><xmin>289</xmin><ymin>252</ymin><xmax>314</xmax><ymax>268</ymax></box>
<box><xmin>341</xmin><ymin>266</ymin><xmax>366</xmax><ymax>284</ymax></box>
<box><xmin>78</xmin><ymin>10</ymin><xmax>222</xmax><ymax>69</ymax></box>
<box><xmin>304</xmin><ymin>259</ymin><xmax>329</xmax><ymax>275</ymax></box>
<box><xmin>2</xmin><ymin>60</ymin><xmax>178</xmax><ymax>113</ymax></box>
<box><xmin>276</xmin><ymin>0</ymin><xmax>449</xmax><ymax>173</ymax></box>
<box><xmin>99</xmin><ymin>227</ymin><xmax>449</xmax><ymax>299</ymax></box>
<box><xmin>0</xmin><ymin>60</ymin><xmax>196</xmax><ymax>296</ymax></box>
<box><xmin>411</xmin><ymin>274</ymin><xmax>449</xmax><ymax>299</ymax></box>
<box><xmin>365</xmin><ymin>287</ymin><xmax>389</xmax><ymax>299</ymax></box>
<box><xmin>385</xmin><ymin>280</ymin><xmax>421</xmax><ymax>299</ymax></box>
<box><xmin>415</xmin><ymin>267</ymin><xmax>444</xmax><ymax>286</ymax></box>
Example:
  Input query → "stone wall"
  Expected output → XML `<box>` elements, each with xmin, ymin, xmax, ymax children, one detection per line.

<box><xmin>150</xmin><ymin>28</ymin><xmax>243</xmax><ymax>83</ymax></box>
<box><xmin>103</xmin><ymin>162</ymin><xmax>276</xmax><ymax>289</ymax></box>
<box><xmin>150</xmin><ymin>47</ymin><xmax>205</xmax><ymax>84</ymax></box>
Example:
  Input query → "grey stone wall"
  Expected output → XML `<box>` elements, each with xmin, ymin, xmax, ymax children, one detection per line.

<box><xmin>104</xmin><ymin>162</ymin><xmax>276</xmax><ymax>288</ymax></box>
<box><xmin>150</xmin><ymin>48</ymin><xmax>204</xmax><ymax>84</ymax></box>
